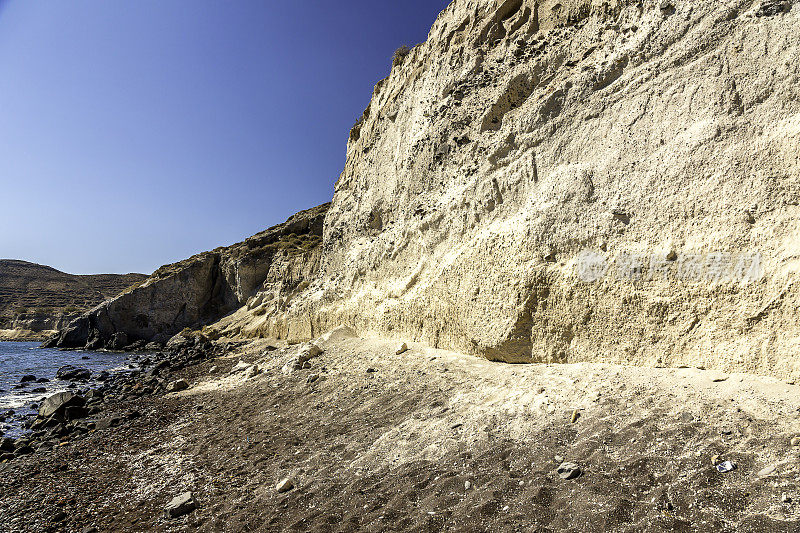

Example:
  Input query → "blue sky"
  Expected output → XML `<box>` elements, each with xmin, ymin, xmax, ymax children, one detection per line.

<box><xmin>0</xmin><ymin>0</ymin><xmax>448</xmax><ymax>275</ymax></box>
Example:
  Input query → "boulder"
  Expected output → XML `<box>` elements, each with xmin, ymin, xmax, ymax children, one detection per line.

<box><xmin>0</xmin><ymin>437</ymin><xmax>14</xmax><ymax>452</ymax></box>
<box><xmin>64</xmin><ymin>405</ymin><xmax>89</xmax><ymax>421</ymax></box>
<box><xmin>107</xmin><ymin>332</ymin><xmax>129</xmax><ymax>350</ymax></box>
<box><xmin>166</xmin><ymin>379</ymin><xmax>189</xmax><ymax>393</ymax></box>
<box><xmin>556</xmin><ymin>462</ymin><xmax>582</xmax><ymax>480</ymax></box>
<box><xmin>56</xmin><ymin>365</ymin><xmax>91</xmax><ymax>381</ymax></box>
<box><xmin>38</xmin><ymin>392</ymin><xmax>85</xmax><ymax>419</ymax></box>
<box><xmin>318</xmin><ymin>325</ymin><xmax>357</xmax><ymax>344</ymax></box>
<box><xmin>229</xmin><ymin>361</ymin><xmax>252</xmax><ymax>374</ymax></box>
<box><xmin>20</xmin><ymin>375</ymin><xmax>36</xmax><ymax>383</ymax></box>
<box><xmin>94</xmin><ymin>416</ymin><xmax>122</xmax><ymax>430</ymax></box>
<box><xmin>166</xmin><ymin>333</ymin><xmax>192</xmax><ymax>350</ymax></box>
<box><xmin>276</xmin><ymin>478</ymin><xmax>294</xmax><ymax>493</ymax></box>
<box><xmin>164</xmin><ymin>492</ymin><xmax>196</xmax><ymax>519</ymax></box>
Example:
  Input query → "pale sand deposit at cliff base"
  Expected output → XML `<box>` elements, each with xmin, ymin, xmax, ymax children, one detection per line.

<box><xmin>2</xmin><ymin>334</ymin><xmax>800</xmax><ymax>531</ymax></box>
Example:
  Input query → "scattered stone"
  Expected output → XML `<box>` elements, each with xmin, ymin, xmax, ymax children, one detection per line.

<box><xmin>716</xmin><ymin>461</ymin><xmax>737</xmax><ymax>473</ymax></box>
<box><xmin>64</xmin><ymin>405</ymin><xmax>89</xmax><ymax>421</ymax></box>
<box><xmin>711</xmin><ymin>454</ymin><xmax>721</xmax><ymax>465</ymax></box>
<box><xmin>782</xmin><ymin>493</ymin><xmax>792</xmax><ymax>503</ymax></box>
<box><xmin>276</xmin><ymin>477</ymin><xmax>294</xmax><ymax>493</ymax></box>
<box><xmin>230</xmin><ymin>361</ymin><xmax>252</xmax><ymax>374</ymax></box>
<box><xmin>0</xmin><ymin>437</ymin><xmax>14</xmax><ymax>452</ymax></box>
<box><xmin>758</xmin><ymin>464</ymin><xmax>777</xmax><ymax>477</ymax></box>
<box><xmin>14</xmin><ymin>445</ymin><xmax>33</xmax><ymax>456</ymax></box>
<box><xmin>366</xmin><ymin>367</ymin><xmax>377</xmax><ymax>373</ymax></box>
<box><xmin>395</xmin><ymin>342</ymin><xmax>409</xmax><ymax>355</ymax></box>
<box><xmin>554</xmin><ymin>455</ymin><xmax>564</xmax><ymax>464</ymax></box>
<box><xmin>56</xmin><ymin>365</ymin><xmax>91</xmax><ymax>381</ymax></box>
<box><xmin>299</xmin><ymin>343</ymin><xmax>323</xmax><ymax>362</ymax></box>
<box><xmin>756</xmin><ymin>0</ymin><xmax>789</xmax><ymax>17</ymax></box>
<box><xmin>164</xmin><ymin>492</ymin><xmax>197</xmax><ymax>519</ymax></box>
<box><xmin>319</xmin><ymin>325</ymin><xmax>357</xmax><ymax>343</ymax></box>
<box><xmin>39</xmin><ymin>392</ymin><xmax>85</xmax><ymax>419</ymax></box>
<box><xmin>94</xmin><ymin>416</ymin><xmax>122</xmax><ymax>430</ymax></box>
<box><xmin>464</xmin><ymin>480</ymin><xmax>471</xmax><ymax>490</ymax></box>
<box><xmin>557</xmin><ymin>462</ymin><xmax>582</xmax><ymax>480</ymax></box>
<box><xmin>166</xmin><ymin>379</ymin><xmax>189</xmax><ymax>392</ymax></box>
<box><xmin>306</xmin><ymin>374</ymin><xmax>320</xmax><ymax>384</ymax></box>
<box><xmin>107</xmin><ymin>332</ymin><xmax>129</xmax><ymax>350</ymax></box>
<box><xmin>570</xmin><ymin>409</ymin><xmax>581</xmax><ymax>423</ymax></box>
<box><xmin>244</xmin><ymin>365</ymin><xmax>261</xmax><ymax>379</ymax></box>
<box><xmin>791</xmin><ymin>436</ymin><xmax>800</xmax><ymax>446</ymax></box>
<box><xmin>166</xmin><ymin>333</ymin><xmax>192</xmax><ymax>350</ymax></box>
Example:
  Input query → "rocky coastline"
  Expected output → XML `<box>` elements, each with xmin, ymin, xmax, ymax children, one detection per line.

<box><xmin>1</xmin><ymin>332</ymin><xmax>226</xmax><ymax>459</ymax></box>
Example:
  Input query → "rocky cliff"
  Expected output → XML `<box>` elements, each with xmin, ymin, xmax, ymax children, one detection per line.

<box><xmin>0</xmin><ymin>260</ymin><xmax>146</xmax><ymax>340</ymax></box>
<box><xmin>49</xmin><ymin>0</ymin><xmax>800</xmax><ymax>380</ymax></box>
<box><xmin>48</xmin><ymin>204</ymin><xmax>328</xmax><ymax>349</ymax></box>
<box><xmin>255</xmin><ymin>0</ymin><xmax>798</xmax><ymax>378</ymax></box>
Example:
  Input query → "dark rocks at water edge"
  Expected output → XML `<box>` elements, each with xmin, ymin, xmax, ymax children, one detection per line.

<box><xmin>0</xmin><ymin>338</ymin><xmax>232</xmax><ymax>462</ymax></box>
<box><xmin>56</xmin><ymin>365</ymin><xmax>92</xmax><ymax>381</ymax></box>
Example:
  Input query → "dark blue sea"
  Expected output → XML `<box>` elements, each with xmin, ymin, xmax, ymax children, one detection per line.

<box><xmin>0</xmin><ymin>341</ymin><xmax>134</xmax><ymax>437</ymax></box>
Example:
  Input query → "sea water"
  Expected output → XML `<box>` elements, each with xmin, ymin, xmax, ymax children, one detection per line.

<box><xmin>0</xmin><ymin>341</ymin><xmax>134</xmax><ymax>437</ymax></box>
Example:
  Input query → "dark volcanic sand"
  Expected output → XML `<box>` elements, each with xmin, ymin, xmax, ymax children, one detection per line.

<box><xmin>1</xmin><ymin>337</ymin><xmax>799</xmax><ymax>532</ymax></box>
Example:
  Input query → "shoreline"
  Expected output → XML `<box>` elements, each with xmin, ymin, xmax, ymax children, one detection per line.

<box><xmin>1</xmin><ymin>332</ymin><xmax>800</xmax><ymax>531</ymax></box>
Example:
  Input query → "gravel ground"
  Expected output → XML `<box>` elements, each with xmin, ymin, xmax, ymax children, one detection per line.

<box><xmin>2</xmin><ymin>334</ymin><xmax>800</xmax><ymax>532</ymax></box>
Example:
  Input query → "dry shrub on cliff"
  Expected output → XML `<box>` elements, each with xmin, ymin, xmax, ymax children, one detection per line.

<box><xmin>392</xmin><ymin>45</ymin><xmax>411</xmax><ymax>66</ymax></box>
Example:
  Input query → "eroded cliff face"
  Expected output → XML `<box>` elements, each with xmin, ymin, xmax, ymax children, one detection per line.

<box><xmin>48</xmin><ymin>204</ymin><xmax>328</xmax><ymax>349</ymax></box>
<box><xmin>259</xmin><ymin>0</ymin><xmax>800</xmax><ymax>378</ymax></box>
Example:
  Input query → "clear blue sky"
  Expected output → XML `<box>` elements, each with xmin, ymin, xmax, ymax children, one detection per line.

<box><xmin>0</xmin><ymin>0</ymin><xmax>448</xmax><ymax>275</ymax></box>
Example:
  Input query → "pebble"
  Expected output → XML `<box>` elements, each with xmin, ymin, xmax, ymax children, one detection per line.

<box><xmin>395</xmin><ymin>343</ymin><xmax>409</xmax><ymax>355</ymax></box>
<box><xmin>782</xmin><ymin>493</ymin><xmax>792</xmax><ymax>503</ymax></box>
<box><xmin>464</xmin><ymin>480</ymin><xmax>471</xmax><ymax>490</ymax></box>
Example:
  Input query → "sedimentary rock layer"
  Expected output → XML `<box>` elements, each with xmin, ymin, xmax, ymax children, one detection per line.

<box><xmin>269</xmin><ymin>0</ymin><xmax>800</xmax><ymax>378</ymax></box>
<box><xmin>0</xmin><ymin>260</ymin><xmax>146</xmax><ymax>340</ymax></box>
